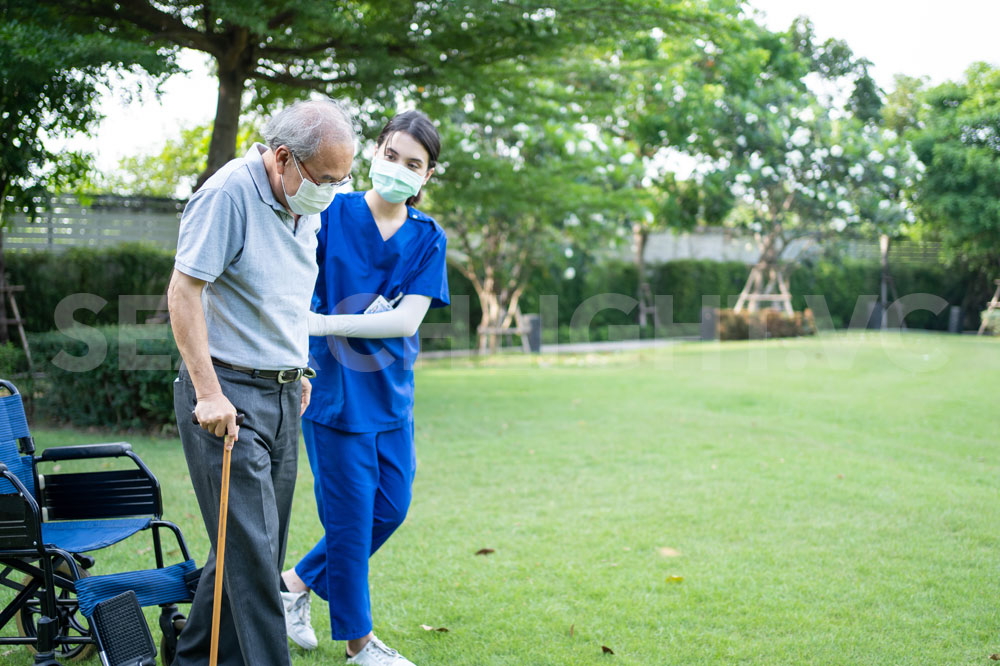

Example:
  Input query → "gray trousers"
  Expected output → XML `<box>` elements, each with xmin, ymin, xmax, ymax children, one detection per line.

<box><xmin>172</xmin><ymin>363</ymin><xmax>300</xmax><ymax>666</ymax></box>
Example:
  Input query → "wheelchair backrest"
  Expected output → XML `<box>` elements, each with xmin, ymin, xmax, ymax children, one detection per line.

<box><xmin>0</xmin><ymin>387</ymin><xmax>36</xmax><ymax>498</ymax></box>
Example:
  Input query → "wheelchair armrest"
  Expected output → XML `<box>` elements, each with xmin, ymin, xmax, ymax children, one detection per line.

<box><xmin>37</xmin><ymin>442</ymin><xmax>133</xmax><ymax>462</ymax></box>
<box><xmin>34</xmin><ymin>445</ymin><xmax>164</xmax><ymax>521</ymax></box>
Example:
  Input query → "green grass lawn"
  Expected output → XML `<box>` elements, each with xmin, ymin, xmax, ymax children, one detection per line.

<box><xmin>3</xmin><ymin>332</ymin><xmax>998</xmax><ymax>665</ymax></box>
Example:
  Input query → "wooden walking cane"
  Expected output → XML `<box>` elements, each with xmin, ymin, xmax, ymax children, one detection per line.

<box><xmin>209</xmin><ymin>433</ymin><xmax>233</xmax><ymax>666</ymax></box>
<box><xmin>192</xmin><ymin>412</ymin><xmax>244</xmax><ymax>666</ymax></box>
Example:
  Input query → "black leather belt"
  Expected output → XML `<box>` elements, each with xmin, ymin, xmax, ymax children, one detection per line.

<box><xmin>211</xmin><ymin>358</ymin><xmax>317</xmax><ymax>384</ymax></box>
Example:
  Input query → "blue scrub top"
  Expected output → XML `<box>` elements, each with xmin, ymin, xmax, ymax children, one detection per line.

<box><xmin>304</xmin><ymin>191</ymin><xmax>450</xmax><ymax>433</ymax></box>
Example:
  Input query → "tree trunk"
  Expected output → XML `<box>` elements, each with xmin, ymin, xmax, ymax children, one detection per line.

<box><xmin>879</xmin><ymin>234</ymin><xmax>892</xmax><ymax>328</ymax></box>
<box><xmin>0</xmin><ymin>178</ymin><xmax>9</xmax><ymax>344</ymax></box>
<box><xmin>196</xmin><ymin>50</ymin><xmax>250</xmax><ymax>190</ymax></box>
<box><xmin>0</xmin><ymin>227</ymin><xmax>7</xmax><ymax>344</ymax></box>
<box><xmin>634</xmin><ymin>222</ymin><xmax>651</xmax><ymax>326</ymax></box>
<box><xmin>734</xmin><ymin>226</ymin><xmax>784</xmax><ymax>313</ymax></box>
<box><xmin>472</xmin><ymin>267</ymin><xmax>530</xmax><ymax>354</ymax></box>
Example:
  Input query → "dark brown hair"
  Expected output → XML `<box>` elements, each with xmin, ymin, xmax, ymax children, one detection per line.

<box><xmin>375</xmin><ymin>110</ymin><xmax>441</xmax><ymax>206</ymax></box>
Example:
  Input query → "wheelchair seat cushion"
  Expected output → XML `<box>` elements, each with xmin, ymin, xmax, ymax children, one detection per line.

<box><xmin>76</xmin><ymin>559</ymin><xmax>198</xmax><ymax>617</ymax></box>
<box><xmin>42</xmin><ymin>518</ymin><xmax>152</xmax><ymax>553</ymax></box>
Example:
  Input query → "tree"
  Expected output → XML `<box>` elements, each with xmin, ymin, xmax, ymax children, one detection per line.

<box><xmin>835</xmin><ymin>114</ymin><xmax>921</xmax><ymax>326</ymax></box>
<box><xmin>596</xmin><ymin>16</ymin><xmax>744</xmax><ymax>325</ymax></box>
<box><xmin>426</xmin><ymin>112</ymin><xmax>642</xmax><ymax>352</ymax></box>
<box><xmin>908</xmin><ymin>63</ymin><xmax>1000</xmax><ymax>277</ymax></box>
<box><xmin>100</xmin><ymin>119</ymin><xmax>263</xmax><ymax>198</ymax></box>
<box><xmin>0</xmin><ymin>0</ymin><xmax>171</xmax><ymax>341</ymax></box>
<box><xmin>59</xmin><ymin>0</ymin><xmax>712</xmax><ymax>187</ymax></box>
<box><xmin>634</xmin><ymin>15</ymin><xmax>887</xmax><ymax>314</ymax></box>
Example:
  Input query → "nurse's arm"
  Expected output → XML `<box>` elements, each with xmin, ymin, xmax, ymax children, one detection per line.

<box><xmin>306</xmin><ymin>294</ymin><xmax>432</xmax><ymax>338</ymax></box>
<box><xmin>167</xmin><ymin>269</ymin><xmax>239</xmax><ymax>441</ymax></box>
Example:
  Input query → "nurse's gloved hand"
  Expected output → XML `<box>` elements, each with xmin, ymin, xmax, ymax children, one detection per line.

<box><xmin>300</xmin><ymin>377</ymin><xmax>312</xmax><ymax>416</ymax></box>
<box><xmin>307</xmin><ymin>311</ymin><xmax>344</xmax><ymax>337</ymax></box>
<box><xmin>305</xmin><ymin>296</ymin><xmax>431</xmax><ymax>340</ymax></box>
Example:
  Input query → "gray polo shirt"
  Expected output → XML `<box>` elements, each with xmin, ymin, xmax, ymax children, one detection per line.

<box><xmin>174</xmin><ymin>144</ymin><xmax>320</xmax><ymax>369</ymax></box>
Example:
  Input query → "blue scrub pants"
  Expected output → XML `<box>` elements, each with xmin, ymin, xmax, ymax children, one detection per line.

<box><xmin>295</xmin><ymin>418</ymin><xmax>416</xmax><ymax>640</ymax></box>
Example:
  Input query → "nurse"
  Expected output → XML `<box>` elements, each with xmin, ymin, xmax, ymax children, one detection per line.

<box><xmin>280</xmin><ymin>110</ymin><xmax>449</xmax><ymax>666</ymax></box>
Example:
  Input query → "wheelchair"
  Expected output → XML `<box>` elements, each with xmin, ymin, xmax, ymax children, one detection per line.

<box><xmin>0</xmin><ymin>379</ymin><xmax>196</xmax><ymax>665</ymax></box>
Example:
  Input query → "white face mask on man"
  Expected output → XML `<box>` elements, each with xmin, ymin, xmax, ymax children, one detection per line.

<box><xmin>281</xmin><ymin>154</ymin><xmax>337</xmax><ymax>215</ymax></box>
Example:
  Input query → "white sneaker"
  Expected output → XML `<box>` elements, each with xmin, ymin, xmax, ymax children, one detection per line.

<box><xmin>346</xmin><ymin>635</ymin><xmax>415</xmax><ymax>665</ymax></box>
<box><xmin>281</xmin><ymin>589</ymin><xmax>318</xmax><ymax>650</ymax></box>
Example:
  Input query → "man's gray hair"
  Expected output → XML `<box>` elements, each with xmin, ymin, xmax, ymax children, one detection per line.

<box><xmin>262</xmin><ymin>98</ymin><xmax>355</xmax><ymax>160</ymax></box>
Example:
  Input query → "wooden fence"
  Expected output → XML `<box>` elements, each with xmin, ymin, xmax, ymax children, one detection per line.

<box><xmin>4</xmin><ymin>195</ymin><xmax>183</xmax><ymax>252</ymax></box>
<box><xmin>3</xmin><ymin>194</ymin><xmax>942</xmax><ymax>266</ymax></box>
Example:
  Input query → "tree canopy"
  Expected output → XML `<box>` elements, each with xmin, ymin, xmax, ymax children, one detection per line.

<box><xmin>908</xmin><ymin>63</ymin><xmax>1000</xmax><ymax>275</ymax></box>
<box><xmin>0</xmin><ymin>0</ymin><xmax>172</xmax><ymax>341</ymax></box>
<box><xmin>56</xmin><ymin>0</ymin><xmax>714</xmax><ymax>186</ymax></box>
<box><xmin>0</xmin><ymin>0</ymin><xmax>171</xmax><ymax>224</ymax></box>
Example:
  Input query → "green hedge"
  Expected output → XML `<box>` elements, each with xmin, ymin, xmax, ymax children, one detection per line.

<box><xmin>425</xmin><ymin>256</ymin><xmax>975</xmax><ymax>346</ymax></box>
<box><xmin>6</xmin><ymin>243</ymin><xmax>175</xmax><ymax>332</ymax></box>
<box><xmin>6</xmin><ymin>245</ymin><xmax>981</xmax><ymax>429</ymax></box>
<box><xmin>8</xmin><ymin>244</ymin><xmax>978</xmax><ymax>344</ymax></box>
<box><xmin>28</xmin><ymin>325</ymin><xmax>180</xmax><ymax>430</ymax></box>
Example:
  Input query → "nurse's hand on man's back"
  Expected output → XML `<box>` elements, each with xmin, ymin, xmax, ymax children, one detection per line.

<box><xmin>300</xmin><ymin>377</ymin><xmax>312</xmax><ymax>416</ymax></box>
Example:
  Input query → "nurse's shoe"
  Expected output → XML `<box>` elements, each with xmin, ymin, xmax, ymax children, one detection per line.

<box><xmin>281</xmin><ymin>589</ymin><xmax>318</xmax><ymax>650</ymax></box>
<box><xmin>345</xmin><ymin>636</ymin><xmax>415</xmax><ymax>665</ymax></box>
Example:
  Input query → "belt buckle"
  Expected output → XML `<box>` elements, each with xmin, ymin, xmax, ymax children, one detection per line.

<box><xmin>277</xmin><ymin>368</ymin><xmax>302</xmax><ymax>384</ymax></box>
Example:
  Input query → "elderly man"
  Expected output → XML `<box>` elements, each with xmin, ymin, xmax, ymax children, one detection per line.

<box><xmin>168</xmin><ymin>98</ymin><xmax>355</xmax><ymax>666</ymax></box>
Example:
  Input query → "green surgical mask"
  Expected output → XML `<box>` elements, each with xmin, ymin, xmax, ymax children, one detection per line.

<box><xmin>369</xmin><ymin>157</ymin><xmax>424</xmax><ymax>204</ymax></box>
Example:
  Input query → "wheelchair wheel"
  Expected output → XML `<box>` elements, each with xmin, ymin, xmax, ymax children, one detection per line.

<box><xmin>160</xmin><ymin>612</ymin><xmax>186</xmax><ymax>665</ymax></box>
<box><xmin>15</xmin><ymin>558</ymin><xmax>96</xmax><ymax>662</ymax></box>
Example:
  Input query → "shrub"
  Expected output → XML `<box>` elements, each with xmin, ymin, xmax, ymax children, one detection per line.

<box><xmin>717</xmin><ymin>309</ymin><xmax>817</xmax><ymax>341</ymax></box>
<box><xmin>981</xmin><ymin>309</ymin><xmax>1000</xmax><ymax>335</ymax></box>
<box><xmin>6</xmin><ymin>243</ymin><xmax>175</xmax><ymax>333</ymax></box>
<box><xmin>28</xmin><ymin>325</ymin><xmax>180</xmax><ymax>430</ymax></box>
<box><xmin>0</xmin><ymin>343</ymin><xmax>35</xmax><ymax>417</ymax></box>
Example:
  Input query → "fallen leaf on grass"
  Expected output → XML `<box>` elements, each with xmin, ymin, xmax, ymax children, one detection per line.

<box><xmin>569</xmin><ymin>624</ymin><xmax>574</xmax><ymax>637</ymax></box>
<box><xmin>666</xmin><ymin>575</ymin><xmax>684</xmax><ymax>583</ymax></box>
<box><xmin>990</xmin><ymin>655</ymin><xmax>1000</xmax><ymax>661</ymax></box>
<box><xmin>475</xmin><ymin>548</ymin><xmax>495</xmax><ymax>556</ymax></box>
<box><xmin>658</xmin><ymin>547</ymin><xmax>681</xmax><ymax>557</ymax></box>
<box><xmin>420</xmin><ymin>624</ymin><xmax>449</xmax><ymax>632</ymax></box>
<box><xmin>602</xmin><ymin>645</ymin><xmax>615</xmax><ymax>655</ymax></box>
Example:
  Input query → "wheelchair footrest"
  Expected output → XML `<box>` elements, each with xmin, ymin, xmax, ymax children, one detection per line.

<box><xmin>91</xmin><ymin>590</ymin><xmax>157</xmax><ymax>666</ymax></box>
<box><xmin>76</xmin><ymin>559</ymin><xmax>197</xmax><ymax>618</ymax></box>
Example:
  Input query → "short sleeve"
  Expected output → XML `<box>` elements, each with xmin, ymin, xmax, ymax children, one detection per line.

<box><xmin>405</xmin><ymin>228</ymin><xmax>450</xmax><ymax>308</ymax></box>
<box><xmin>174</xmin><ymin>187</ymin><xmax>246</xmax><ymax>282</ymax></box>
<box><xmin>312</xmin><ymin>207</ymin><xmax>331</xmax><ymax>315</ymax></box>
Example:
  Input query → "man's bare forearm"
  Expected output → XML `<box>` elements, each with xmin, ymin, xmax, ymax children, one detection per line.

<box><xmin>167</xmin><ymin>269</ymin><xmax>222</xmax><ymax>399</ymax></box>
